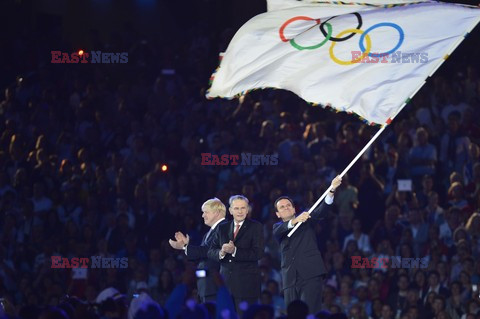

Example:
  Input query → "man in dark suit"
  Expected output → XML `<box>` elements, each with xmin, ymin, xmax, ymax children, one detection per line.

<box><xmin>273</xmin><ymin>176</ymin><xmax>342</xmax><ymax>314</ymax></box>
<box><xmin>169</xmin><ymin>198</ymin><xmax>226</xmax><ymax>302</ymax></box>
<box><xmin>423</xmin><ymin>270</ymin><xmax>450</xmax><ymax>303</ymax></box>
<box><xmin>208</xmin><ymin>195</ymin><xmax>264</xmax><ymax>310</ymax></box>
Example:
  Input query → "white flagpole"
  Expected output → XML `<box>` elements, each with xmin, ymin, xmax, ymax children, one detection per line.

<box><xmin>287</xmin><ymin>124</ymin><xmax>386</xmax><ymax>237</ymax></box>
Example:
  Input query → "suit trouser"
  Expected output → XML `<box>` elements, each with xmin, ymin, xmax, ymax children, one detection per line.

<box><xmin>283</xmin><ymin>275</ymin><xmax>324</xmax><ymax>315</ymax></box>
<box><xmin>201</xmin><ymin>294</ymin><xmax>217</xmax><ymax>303</ymax></box>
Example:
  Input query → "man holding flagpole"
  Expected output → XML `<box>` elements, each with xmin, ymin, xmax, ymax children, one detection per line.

<box><xmin>273</xmin><ymin>175</ymin><xmax>342</xmax><ymax>314</ymax></box>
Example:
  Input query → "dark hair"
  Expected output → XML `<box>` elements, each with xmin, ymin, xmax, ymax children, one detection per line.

<box><xmin>315</xmin><ymin>310</ymin><xmax>331</xmax><ymax>319</ymax></box>
<box><xmin>448</xmin><ymin>111</ymin><xmax>461</xmax><ymax>121</ymax></box>
<box><xmin>274</xmin><ymin>196</ymin><xmax>294</xmax><ymax>210</ymax></box>
<box><xmin>398</xmin><ymin>273</ymin><xmax>409</xmax><ymax>282</ymax></box>
<box><xmin>243</xmin><ymin>304</ymin><xmax>274</xmax><ymax>319</ymax></box>
<box><xmin>422</xmin><ymin>174</ymin><xmax>433</xmax><ymax>181</ymax></box>
<box><xmin>433</xmin><ymin>295</ymin><xmax>446</xmax><ymax>307</ymax></box>
<box><xmin>287</xmin><ymin>300</ymin><xmax>309</xmax><ymax>319</ymax></box>
<box><xmin>408</xmin><ymin>305</ymin><xmax>419</xmax><ymax>311</ymax></box>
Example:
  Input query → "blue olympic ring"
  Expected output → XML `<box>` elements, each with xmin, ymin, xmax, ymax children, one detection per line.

<box><xmin>359</xmin><ymin>22</ymin><xmax>404</xmax><ymax>58</ymax></box>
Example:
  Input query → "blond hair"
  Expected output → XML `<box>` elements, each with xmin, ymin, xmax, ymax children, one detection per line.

<box><xmin>202</xmin><ymin>198</ymin><xmax>226</xmax><ymax>217</ymax></box>
<box><xmin>465</xmin><ymin>212</ymin><xmax>480</xmax><ymax>235</ymax></box>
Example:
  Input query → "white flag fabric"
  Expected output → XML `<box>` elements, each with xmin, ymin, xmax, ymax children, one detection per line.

<box><xmin>207</xmin><ymin>2</ymin><xmax>480</xmax><ymax>125</ymax></box>
<box><xmin>267</xmin><ymin>0</ymin><xmax>432</xmax><ymax>12</ymax></box>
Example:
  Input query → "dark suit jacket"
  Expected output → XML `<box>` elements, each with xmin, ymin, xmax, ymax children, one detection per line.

<box><xmin>185</xmin><ymin>219</ymin><xmax>227</xmax><ymax>299</ymax></box>
<box><xmin>208</xmin><ymin>218</ymin><xmax>264</xmax><ymax>300</ymax></box>
<box><xmin>273</xmin><ymin>202</ymin><xmax>331</xmax><ymax>290</ymax></box>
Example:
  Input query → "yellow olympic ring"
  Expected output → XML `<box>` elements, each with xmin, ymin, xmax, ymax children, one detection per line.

<box><xmin>329</xmin><ymin>29</ymin><xmax>371</xmax><ymax>65</ymax></box>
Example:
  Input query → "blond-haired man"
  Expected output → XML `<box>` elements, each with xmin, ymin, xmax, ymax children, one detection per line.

<box><xmin>169</xmin><ymin>198</ymin><xmax>226</xmax><ymax>302</ymax></box>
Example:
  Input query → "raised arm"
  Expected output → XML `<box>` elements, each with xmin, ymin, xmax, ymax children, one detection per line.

<box><xmin>169</xmin><ymin>231</ymin><xmax>210</xmax><ymax>261</ymax></box>
<box><xmin>311</xmin><ymin>175</ymin><xmax>342</xmax><ymax>219</ymax></box>
<box><xmin>273</xmin><ymin>211</ymin><xmax>312</xmax><ymax>241</ymax></box>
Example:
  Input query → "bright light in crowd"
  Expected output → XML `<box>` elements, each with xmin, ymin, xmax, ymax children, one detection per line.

<box><xmin>161</xmin><ymin>164</ymin><xmax>168</xmax><ymax>172</ymax></box>
<box><xmin>78</xmin><ymin>50</ymin><xmax>84</xmax><ymax>56</ymax></box>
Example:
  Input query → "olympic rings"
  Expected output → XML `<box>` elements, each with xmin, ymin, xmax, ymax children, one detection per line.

<box><xmin>359</xmin><ymin>22</ymin><xmax>404</xmax><ymax>57</ymax></box>
<box><xmin>291</xmin><ymin>22</ymin><xmax>333</xmax><ymax>50</ymax></box>
<box><xmin>320</xmin><ymin>13</ymin><xmax>363</xmax><ymax>42</ymax></box>
<box><xmin>330</xmin><ymin>29</ymin><xmax>372</xmax><ymax>65</ymax></box>
<box><xmin>278</xmin><ymin>13</ymin><xmax>404</xmax><ymax>65</ymax></box>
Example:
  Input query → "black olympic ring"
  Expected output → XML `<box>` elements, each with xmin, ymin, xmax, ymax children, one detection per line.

<box><xmin>319</xmin><ymin>12</ymin><xmax>363</xmax><ymax>42</ymax></box>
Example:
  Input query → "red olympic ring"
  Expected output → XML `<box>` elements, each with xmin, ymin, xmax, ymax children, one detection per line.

<box><xmin>279</xmin><ymin>16</ymin><xmax>321</xmax><ymax>43</ymax></box>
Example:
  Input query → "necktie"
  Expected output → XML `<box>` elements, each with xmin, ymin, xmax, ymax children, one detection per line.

<box><xmin>233</xmin><ymin>223</ymin><xmax>240</xmax><ymax>239</ymax></box>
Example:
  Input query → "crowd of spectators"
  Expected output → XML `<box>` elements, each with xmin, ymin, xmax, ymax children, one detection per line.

<box><xmin>1</xmin><ymin>2</ymin><xmax>480</xmax><ymax>319</ymax></box>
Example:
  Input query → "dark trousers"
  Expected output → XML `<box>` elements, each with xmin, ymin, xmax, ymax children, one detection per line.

<box><xmin>284</xmin><ymin>275</ymin><xmax>324</xmax><ymax>315</ymax></box>
<box><xmin>201</xmin><ymin>294</ymin><xmax>217</xmax><ymax>303</ymax></box>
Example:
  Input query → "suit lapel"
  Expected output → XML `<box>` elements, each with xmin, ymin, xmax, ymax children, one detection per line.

<box><xmin>205</xmin><ymin>220</ymin><xmax>227</xmax><ymax>246</ymax></box>
<box><xmin>201</xmin><ymin>231</ymin><xmax>209</xmax><ymax>246</ymax></box>
<box><xmin>203</xmin><ymin>227</ymin><xmax>215</xmax><ymax>246</ymax></box>
<box><xmin>228</xmin><ymin>221</ymin><xmax>234</xmax><ymax>241</ymax></box>
<box><xmin>234</xmin><ymin>219</ymin><xmax>248</xmax><ymax>242</ymax></box>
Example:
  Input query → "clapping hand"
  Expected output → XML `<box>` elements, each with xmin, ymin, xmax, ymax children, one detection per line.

<box><xmin>222</xmin><ymin>240</ymin><xmax>235</xmax><ymax>254</ymax></box>
<box><xmin>175</xmin><ymin>232</ymin><xmax>189</xmax><ymax>245</ymax></box>
<box><xmin>168</xmin><ymin>231</ymin><xmax>190</xmax><ymax>250</ymax></box>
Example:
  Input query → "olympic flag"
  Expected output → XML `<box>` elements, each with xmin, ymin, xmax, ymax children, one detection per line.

<box><xmin>206</xmin><ymin>2</ymin><xmax>480</xmax><ymax>125</ymax></box>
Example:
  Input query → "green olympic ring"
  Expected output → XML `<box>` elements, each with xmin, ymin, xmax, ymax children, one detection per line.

<box><xmin>290</xmin><ymin>22</ymin><xmax>333</xmax><ymax>50</ymax></box>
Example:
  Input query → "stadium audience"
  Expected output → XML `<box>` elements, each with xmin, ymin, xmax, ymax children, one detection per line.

<box><xmin>1</xmin><ymin>3</ymin><xmax>480</xmax><ymax>318</ymax></box>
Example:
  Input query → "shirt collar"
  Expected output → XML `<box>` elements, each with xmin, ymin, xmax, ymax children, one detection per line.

<box><xmin>234</xmin><ymin>220</ymin><xmax>245</xmax><ymax>227</ymax></box>
<box><xmin>210</xmin><ymin>217</ymin><xmax>225</xmax><ymax>230</ymax></box>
